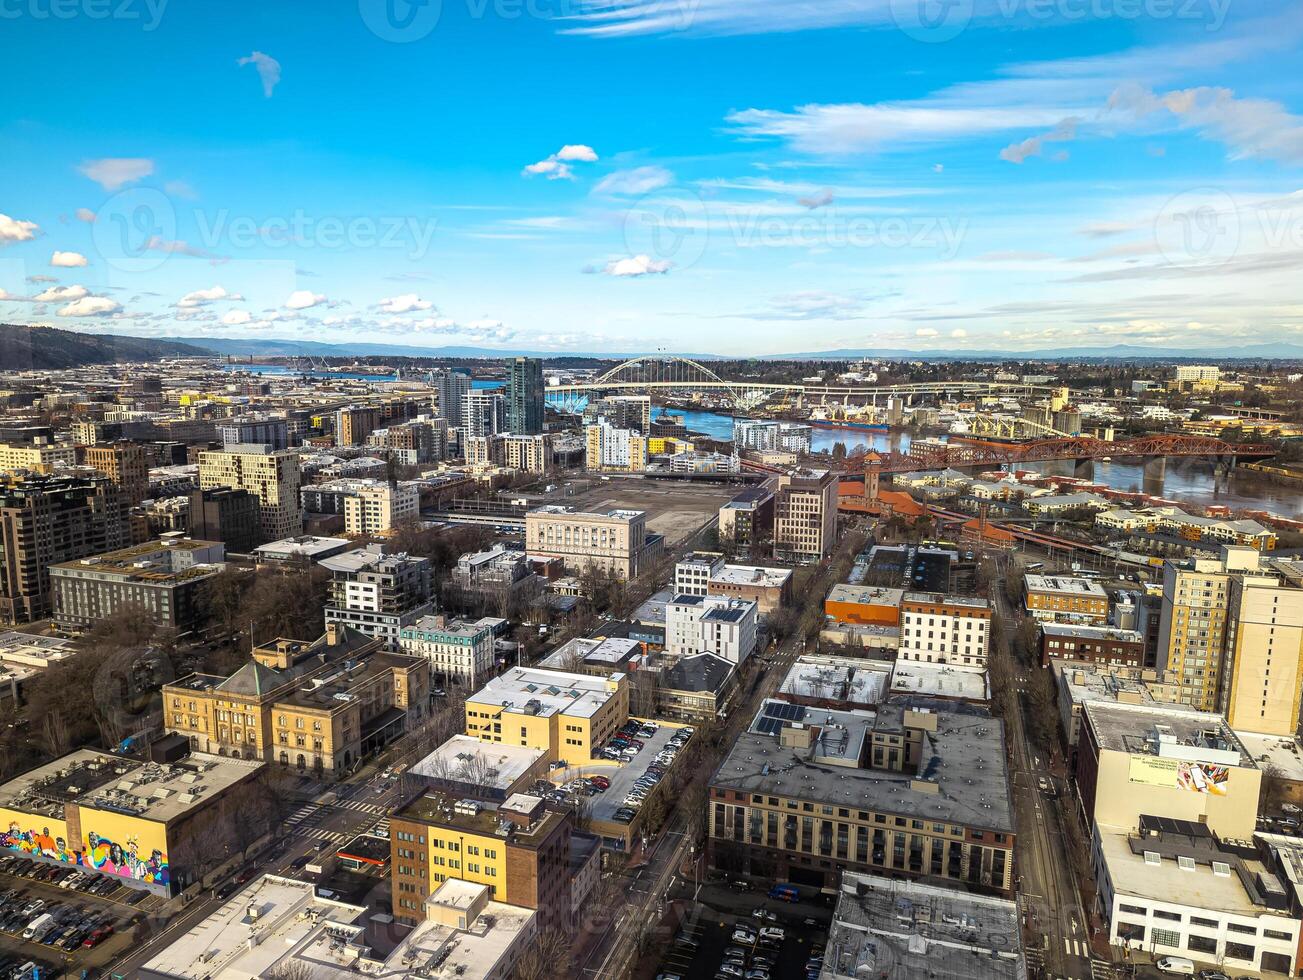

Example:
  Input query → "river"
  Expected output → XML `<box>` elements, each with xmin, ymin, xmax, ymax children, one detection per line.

<box><xmin>674</xmin><ymin>408</ymin><xmax>1302</xmax><ymax>518</ymax></box>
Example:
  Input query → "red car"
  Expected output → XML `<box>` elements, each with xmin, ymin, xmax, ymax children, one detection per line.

<box><xmin>588</xmin><ymin>776</ymin><xmax>610</xmax><ymax>789</ymax></box>
<box><xmin>82</xmin><ymin>925</ymin><xmax>114</xmax><ymax>948</ymax></box>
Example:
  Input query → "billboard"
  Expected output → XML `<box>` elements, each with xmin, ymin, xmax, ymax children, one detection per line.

<box><xmin>1128</xmin><ymin>756</ymin><xmax>1230</xmax><ymax>796</ymax></box>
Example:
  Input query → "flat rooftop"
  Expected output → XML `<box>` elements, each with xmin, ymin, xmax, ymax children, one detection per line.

<box><xmin>902</xmin><ymin>591</ymin><xmax>990</xmax><ymax>611</ymax></box>
<box><xmin>1235</xmin><ymin>731</ymin><xmax>1303</xmax><ymax>782</ymax></box>
<box><xmin>468</xmin><ymin>665</ymin><xmax>622</xmax><ymax>720</ymax></box>
<box><xmin>0</xmin><ymin>749</ymin><xmax>262</xmax><ymax>825</ymax></box>
<box><xmin>709</xmin><ymin>564</ymin><xmax>791</xmax><ymax>587</ymax></box>
<box><xmin>718</xmin><ymin>700</ymin><xmax>1013</xmax><ymax>833</ymax></box>
<box><xmin>394</xmin><ymin>790</ymin><xmax>564</xmax><ymax>846</ymax></box>
<box><xmin>0</xmin><ymin>631</ymin><xmax>75</xmax><ymax>666</ymax></box>
<box><xmin>51</xmin><ymin>538</ymin><xmax>224</xmax><ymax>582</ymax></box>
<box><xmin>821</xmin><ymin>872</ymin><xmax>1023</xmax><ymax>980</ymax></box>
<box><xmin>1041</xmin><ymin>623</ymin><xmax>1143</xmax><ymax>642</ymax></box>
<box><xmin>1025</xmin><ymin>574</ymin><xmax>1108</xmax><ymax>597</ymax></box>
<box><xmin>779</xmin><ymin>656</ymin><xmax>890</xmax><ymax>707</ymax></box>
<box><xmin>889</xmin><ymin>661</ymin><xmax>991</xmax><ymax>702</ymax></box>
<box><xmin>408</xmin><ymin>736</ymin><xmax>544</xmax><ymax>792</ymax></box>
<box><xmin>1084</xmin><ymin>700</ymin><xmax>1254</xmax><ymax>766</ymax></box>
<box><xmin>827</xmin><ymin>584</ymin><xmax>903</xmax><ymax>606</ymax></box>
<box><xmin>253</xmin><ymin>535</ymin><xmax>351</xmax><ymax>559</ymax></box>
<box><xmin>1053</xmin><ymin>663</ymin><xmax>1171</xmax><ymax>710</ymax></box>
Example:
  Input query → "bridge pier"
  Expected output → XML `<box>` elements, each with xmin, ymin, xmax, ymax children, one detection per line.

<box><xmin>1142</xmin><ymin>456</ymin><xmax>1167</xmax><ymax>481</ymax></box>
<box><xmin>1072</xmin><ymin>457</ymin><xmax>1092</xmax><ymax>479</ymax></box>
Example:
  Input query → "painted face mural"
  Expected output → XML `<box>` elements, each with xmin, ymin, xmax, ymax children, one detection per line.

<box><xmin>2</xmin><ymin>823</ymin><xmax>168</xmax><ymax>885</ymax></box>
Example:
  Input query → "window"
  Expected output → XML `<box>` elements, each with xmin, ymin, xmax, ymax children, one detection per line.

<box><xmin>1151</xmin><ymin>928</ymin><xmax>1181</xmax><ymax>948</ymax></box>
<box><xmin>1186</xmin><ymin>935</ymin><xmax>1217</xmax><ymax>955</ymax></box>
<box><xmin>1177</xmin><ymin>856</ymin><xmax>1196</xmax><ymax>872</ymax></box>
<box><xmin>1212</xmin><ymin>861</ymin><xmax>1231</xmax><ymax>877</ymax></box>
<box><xmin>1143</xmin><ymin>851</ymin><xmax>1161</xmax><ymax>866</ymax></box>
<box><xmin>1153</xmin><ymin>910</ymin><xmax>1182</xmax><ymax>922</ymax></box>
<box><xmin>1224</xmin><ymin>941</ymin><xmax>1256</xmax><ymax>962</ymax></box>
<box><xmin>1119</xmin><ymin>904</ymin><xmax>1148</xmax><ymax>916</ymax></box>
<box><xmin>1264</xmin><ymin>929</ymin><xmax>1293</xmax><ymax>941</ymax></box>
<box><xmin>1226</xmin><ymin>923</ymin><xmax>1257</xmax><ymax>936</ymax></box>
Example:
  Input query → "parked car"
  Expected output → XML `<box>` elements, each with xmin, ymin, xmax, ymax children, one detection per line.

<box><xmin>1155</xmin><ymin>958</ymin><xmax>1196</xmax><ymax>976</ymax></box>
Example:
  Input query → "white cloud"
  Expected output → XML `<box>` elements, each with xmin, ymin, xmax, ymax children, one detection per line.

<box><xmin>58</xmin><ymin>296</ymin><xmax>121</xmax><ymax>317</ymax></box>
<box><xmin>950</xmin><ymin>328</ymin><xmax>968</xmax><ymax>339</ymax></box>
<box><xmin>593</xmin><ymin>166</ymin><xmax>674</xmax><ymax>196</ymax></box>
<box><xmin>523</xmin><ymin>144</ymin><xmax>599</xmax><ymax>180</ymax></box>
<box><xmin>0</xmin><ymin>213</ymin><xmax>39</xmax><ymax>245</ymax></box>
<box><xmin>237</xmin><ymin>51</ymin><xmax>282</xmax><ymax>98</ymax></box>
<box><xmin>50</xmin><ymin>250</ymin><xmax>88</xmax><ymax>268</ymax></box>
<box><xmin>74</xmin><ymin>208</ymin><xmax>97</xmax><ymax>223</ymax></box>
<box><xmin>376</xmin><ymin>293</ymin><xmax>434</xmax><ymax>314</ymax></box>
<box><xmin>165</xmin><ymin>180</ymin><xmax>198</xmax><ymax>199</ymax></box>
<box><xmin>178</xmin><ymin>285</ymin><xmax>243</xmax><ymax>308</ymax></box>
<box><xmin>0</xmin><ymin>288</ymin><xmax>8</xmax><ymax>300</ymax></box>
<box><xmin>35</xmin><ymin>284</ymin><xmax>89</xmax><ymax>302</ymax></box>
<box><xmin>78</xmin><ymin>158</ymin><xmax>154</xmax><ymax>191</ymax></box>
<box><xmin>999</xmin><ymin>117</ymin><xmax>1079</xmax><ymax>163</ymax></box>
<box><xmin>285</xmin><ymin>290</ymin><xmax>326</xmax><ymax>310</ymax></box>
<box><xmin>221</xmin><ymin>309</ymin><xmax>253</xmax><ymax>326</ymax></box>
<box><xmin>915</xmin><ymin>327</ymin><xmax>939</xmax><ymax>338</ymax></box>
<box><xmin>600</xmin><ymin>255</ymin><xmax>672</xmax><ymax>277</ymax></box>
<box><xmin>1107</xmin><ymin>84</ymin><xmax>1303</xmax><ymax>165</ymax></box>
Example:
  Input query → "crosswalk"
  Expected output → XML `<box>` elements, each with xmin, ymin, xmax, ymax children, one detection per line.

<box><xmin>1063</xmin><ymin>937</ymin><xmax>1090</xmax><ymax>958</ymax></box>
<box><xmin>334</xmin><ymin>799</ymin><xmax>388</xmax><ymax>816</ymax></box>
<box><xmin>303</xmin><ymin>827</ymin><xmax>350</xmax><ymax>843</ymax></box>
<box><xmin>286</xmin><ymin>803</ymin><xmax>321</xmax><ymax>828</ymax></box>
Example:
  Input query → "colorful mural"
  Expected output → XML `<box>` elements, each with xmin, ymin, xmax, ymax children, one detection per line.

<box><xmin>1</xmin><ymin>820</ymin><xmax>169</xmax><ymax>886</ymax></box>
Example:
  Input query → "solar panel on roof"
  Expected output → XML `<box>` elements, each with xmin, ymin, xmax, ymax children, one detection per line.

<box><xmin>755</xmin><ymin>717</ymin><xmax>784</xmax><ymax>736</ymax></box>
<box><xmin>763</xmin><ymin>701</ymin><xmax>805</xmax><ymax>722</ymax></box>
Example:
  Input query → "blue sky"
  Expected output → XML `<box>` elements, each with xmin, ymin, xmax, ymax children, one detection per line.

<box><xmin>1</xmin><ymin>0</ymin><xmax>1301</xmax><ymax>355</ymax></box>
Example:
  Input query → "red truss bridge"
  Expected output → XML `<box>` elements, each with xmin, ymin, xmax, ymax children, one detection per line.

<box><xmin>836</xmin><ymin>434</ymin><xmax>1277</xmax><ymax>475</ymax></box>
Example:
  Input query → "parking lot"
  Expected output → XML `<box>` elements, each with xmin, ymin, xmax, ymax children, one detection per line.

<box><xmin>589</xmin><ymin>723</ymin><xmax>687</xmax><ymax>824</ymax></box>
<box><xmin>658</xmin><ymin>898</ymin><xmax>827</xmax><ymax>980</ymax></box>
<box><xmin>0</xmin><ymin>856</ymin><xmax>154</xmax><ymax>977</ymax></box>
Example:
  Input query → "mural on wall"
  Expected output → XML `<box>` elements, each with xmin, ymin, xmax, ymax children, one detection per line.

<box><xmin>1</xmin><ymin>821</ymin><xmax>169</xmax><ymax>885</ymax></box>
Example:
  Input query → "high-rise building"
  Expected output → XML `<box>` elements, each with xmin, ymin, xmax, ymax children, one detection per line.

<box><xmin>80</xmin><ymin>441</ymin><xmax>150</xmax><ymax>504</ymax></box>
<box><xmin>342</xmin><ymin>482</ymin><xmax>420</xmax><ymax>537</ymax></box>
<box><xmin>506</xmin><ymin>356</ymin><xmax>544</xmax><ymax>435</ymax></box>
<box><xmin>773</xmin><ymin>468</ymin><xmax>837</xmax><ymax>563</ymax></box>
<box><xmin>335</xmin><ymin>405</ymin><xmax>382</xmax><ymax>447</ymax></box>
<box><xmin>0</xmin><ymin>475</ymin><xmax>129</xmax><ymax>624</ymax></box>
<box><xmin>197</xmin><ymin>445</ymin><xmax>303</xmax><ymax>545</ymax></box>
<box><xmin>462</xmin><ymin>390</ymin><xmax>504</xmax><ymax>438</ymax></box>
<box><xmin>188</xmin><ymin>486</ymin><xmax>260</xmax><ymax>554</ymax></box>
<box><xmin>585</xmin><ymin>422</ymin><xmax>647</xmax><ymax>473</ymax></box>
<box><xmin>1224</xmin><ymin>563</ymin><xmax>1303</xmax><ymax>736</ymax></box>
<box><xmin>0</xmin><ymin>442</ymin><xmax>78</xmax><ymax>474</ymax></box>
<box><xmin>433</xmin><ymin>369</ymin><xmax>472</xmax><ymax>425</ymax></box>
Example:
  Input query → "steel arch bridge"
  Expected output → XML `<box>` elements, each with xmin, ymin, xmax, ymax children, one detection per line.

<box><xmin>545</xmin><ymin>356</ymin><xmax>1062</xmax><ymax>411</ymax></box>
<box><xmin>547</xmin><ymin>355</ymin><xmax>773</xmax><ymax>411</ymax></box>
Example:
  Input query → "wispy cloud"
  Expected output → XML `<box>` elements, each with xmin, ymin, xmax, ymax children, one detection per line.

<box><xmin>237</xmin><ymin>51</ymin><xmax>282</xmax><ymax>97</ymax></box>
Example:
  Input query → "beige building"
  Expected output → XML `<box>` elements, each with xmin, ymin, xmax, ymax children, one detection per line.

<box><xmin>1076</xmin><ymin>700</ymin><xmax>1261</xmax><ymax>841</ymax></box>
<box><xmin>198</xmin><ymin>445</ymin><xmax>303</xmax><ymax>544</ymax></box>
<box><xmin>525</xmin><ymin>506</ymin><xmax>658</xmax><ymax>580</ymax></box>
<box><xmin>503</xmin><ymin>434</ymin><xmax>550</xmax><ymax>474</ymax></box>
<box><xmin>163</xmin><ymin>624</ymin><xmax>429</xmax><ymax>778</ymax></box>
<box><xmin>1024</xmin><ymin>574</ymin><xmax>1109</xmax><ymax>624</ymax></box>
<box><xmin>774</xmin><ymin>468</ymin><xmax>837</xmax><ymax>563</ymax></box>
<box><xmin>0</xmin><ymin>442</ymin><xmax>77</xmax><ymax>474</ymax></box>
<box><xmin>80</xmin><ymin>442</ymin><xmax>150</xmax><ymax>504</ymax></box>
<box><xmin>1224</xmin><ymin>571</ymin><xmax>1303</xmax><ymax>736</ymax></box>
<box><xmin>342</xmin><ymin>481</ymin><xmax>419</xmax><ymax>537</ymax></box>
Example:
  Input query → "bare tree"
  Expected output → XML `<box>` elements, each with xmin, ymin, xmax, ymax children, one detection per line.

<box><xmin>266</xmin><ymin>961</ymin><xmax>319</xmax><ymax>980</ymax></box>
<box><xmin>512</xmin><ymin>926</ymin><xmax>575</xmax><ymax>980</ymax></box>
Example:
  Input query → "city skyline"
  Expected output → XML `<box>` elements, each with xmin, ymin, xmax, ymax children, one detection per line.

<box><xmin>2</xmin><ymin>1</ymin><xmax>1302</xmax><ymax>356</ymax></box>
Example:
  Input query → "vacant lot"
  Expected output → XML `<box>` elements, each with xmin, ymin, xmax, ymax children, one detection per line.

<box><xmin>557</xmin><ymin>478</ymin><xmax>741</xmax><ymax>549</ymax></box>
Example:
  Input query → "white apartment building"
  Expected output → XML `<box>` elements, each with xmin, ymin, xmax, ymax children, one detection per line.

<box><xmin>462</xmin><ymin>389</ymin><xmax>504</xmax><ymax>438</ymax></box>
<box><xmin>399</xmin><ymin>614</ymin><xmax>497</xmax><ymax>686</ymax></box>
<box><xmin>342</xmin><ymin>482</ymin><xmax>420</xmax><ymax>537</ymax></box>
<box><xmin>1176</xmin><ymin>365</ymin><xmax>1221</xmax><ymax>383</ymax></box>
<box><xmin>665</xmin><ymin>593</ymin><xmax>757</xmax><ymax>665</ymax></box>
<box><xmin>321</xmin><ymin>546</ymin><xmax>434</xmax><ymax>648</ymax></box>
<box><xmin>674</xmin><ymin>552</ymin><xmax>726</xmax><ymax>597</ymax></box>
<box><xmin>897</xmin><ymin>592</ymin><xmax>992</xmax><ymax>671</ymax></box>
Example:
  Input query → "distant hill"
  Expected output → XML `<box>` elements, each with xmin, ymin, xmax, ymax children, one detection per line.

<box><xmin>771</xmin><ymin>342</ymin><xmax>1303</xmax><ymax>361</ymax></box>
<box><xmin>0</xmin><ymin>324</ymin><xmax>210</xmax><ymax>371</ymax></box>
<box><xmin>161</xmin><ymin>336</ymin><xmax>728</xmax><ymax>361</ymax></box>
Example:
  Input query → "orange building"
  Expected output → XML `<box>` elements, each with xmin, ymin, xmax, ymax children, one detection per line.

<box><xmin>824</xmin><ymin>585</ymin><xmax>903</xmax><ymax>627</ymax></box>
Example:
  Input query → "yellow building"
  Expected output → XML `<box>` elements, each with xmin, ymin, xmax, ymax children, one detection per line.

<box><xmin>1158</xmin><ymin>550</ymin><xmax>1248</xmax><ymax>711</ymax></box>
<box><xmin>164</xmin><ymin>624</ymin><xmax>429</xmax><ymax>778</ymax></box>
<box><xmin>464</xmin><ymin>666</ymin><xmax>628</xmax><ymax>766</ymax></box>
<box><xmin>0</xmin><ymin>747</ymin><xmax>266</xmax><ymax>896</ymax></box>
<box><xmin>584</xmin><ymin>423</ymin><xmax>647</xmax><ymax>473</ymax></box>
<box><xmin>390</xmin><ymin>792</ymin><xmax>571</xmax><ymax>931</ymax></box>
<box><xmin>648</xmin><ymin>436</ymin><xmax>693</xmax><ymax>455</ymax></box>
<box><xmin>1023</xmin><ymin>574</ymin><xmax>1110</xmax><ymax>624</ymax></box>
<box><xmin>0</xmin><ymin>442</ymin><xmax>78</xmax><ymax>474</ymax></box>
